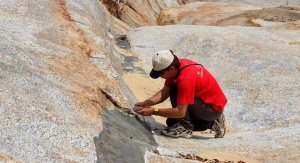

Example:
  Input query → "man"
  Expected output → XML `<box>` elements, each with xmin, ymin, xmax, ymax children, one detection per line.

<box><xmin>135</xmin><ymin>50</ymin><xmax>227</xmax><ymax>138</ymax></box>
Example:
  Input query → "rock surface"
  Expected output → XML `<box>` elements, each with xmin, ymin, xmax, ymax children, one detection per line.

<box><xmin>0</xmin><ymin>0</ymin><xmax>136</xmax><ymax>162</ymax></box>
<box><xmin>101</xmin><ymin>0</ymin><xmax>167</xmax><ymax>28</ymax></box>
<box><xmin>94</xmin><ymin>109</ymin><xmax>157</xmax><ymax>163</ymax></box>
<box><xmin>157</xmin><ymin>2</ymin><xmax>300</xmax><ymax>26</ymax></box>
<box><xmin>182</xmin><ymin>0</ymin><xmax>300</xmax><ymax>7</ymax></box>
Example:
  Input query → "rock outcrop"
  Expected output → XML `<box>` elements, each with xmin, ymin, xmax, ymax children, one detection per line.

<box><xmin>157</xmin><ymin>2</ymin><xmax>300</xmax><ymax>27</ymax></box>
<box><xmin>102</xmin><ymin>0</ymin><xmax>300</xmax><ymax>31</ymax></box>
<box><xmin>101</xmin><ymin>0</ymin><xmax>167</xmax><ymax>29</ymax></box>
<box><xmin>182</xmin><ymin>0</ymin><xmax>300</xmax><ymax>7</ymax></box>
<box><xmin>0</xmin><ymin>0</ymin><xmax>136</xmax><ymax>162</ymax></box>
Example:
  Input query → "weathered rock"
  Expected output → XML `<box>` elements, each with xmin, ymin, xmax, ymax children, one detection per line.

<box><xmin>211</xmin><ymin>6</ymin><xmax>300</xmax><ymax>27</ymax></box>
<box><xmin>94</xmin><ymin>109</ymin><xmax>157</xmax><ymax>163</ymax></box>
<box><xmin>164</xmin><ymin>0</ymin><xmax>180</xmax><ymax>7</ymax></box>
<box><xmin>126</xmin><ymin>0</ymin><xmax>157</xmax><ymax>25</ymax></box>
<box><xmin>182</xmin><ymin>0</ymin><xmax>300</xmax><ymax>7</ymax></box>
<box><xmin>99</xmin><ymin>0</ymin><xmax>125</xmax><ymax>17</ymax></box>
<box><xmin>267</xmin><ymin>19</ymin><xmax>300</xmax><ymax>30</ymax></box>
<box><xmin>148</xmin><ymin>0</ymin><xmax>165</xmax><ymax>16</ymax></box>
<box><xmin>157</xmin><ymin>2</ymin><xmax>300</xmax><ymax>28</ymax></box>
<box><xmin>0</xmin><ymin>0</ymin><xmax>136</xmax><ymax>162</ymax></box>
<box><xmin>111</xmin><ymin>15</ymin><xmax>133</xmax><ymax>35</ymax></box>
<box><xmin>102</xmin><ymin>0</ymin><xmax>168</xmax><ymax>28</ymax></box>
<box><xmin>119</xmin><ymin>5</ymin><xmax>150</xmax><ymax>28</ymax></box>
<box><xmin>157</xmin><ymin>2</ymin><xmax>261</xmax><ymax>25</ymax></box>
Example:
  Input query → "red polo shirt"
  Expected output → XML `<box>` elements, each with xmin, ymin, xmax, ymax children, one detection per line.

<box><xmin>165</xmin><ymin>58</ymin><xmax>227</xmax><ymax>112</ymax></box>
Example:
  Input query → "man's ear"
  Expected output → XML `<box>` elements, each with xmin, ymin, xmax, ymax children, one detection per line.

<box><xmin>170</xmin><ymin>66</ymin><xmax>176</xmax><ymax>70</ymax></box>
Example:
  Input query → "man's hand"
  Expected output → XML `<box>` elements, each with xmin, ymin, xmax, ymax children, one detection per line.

<box><xmin>135</xmin><ymin>106</ymin><xmax>154</xmax><ymax>116</ymax></box>
<box><xmin>135</xmin><ymin>101</ymin><xmax>146</xmax><ymax>107</ymax></box>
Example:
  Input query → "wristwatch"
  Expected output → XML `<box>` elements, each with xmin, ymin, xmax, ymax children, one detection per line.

<box><xmin>153</xmin><ymin>108</ymin><xmax>159</xmax><ymax>115</ymax></box>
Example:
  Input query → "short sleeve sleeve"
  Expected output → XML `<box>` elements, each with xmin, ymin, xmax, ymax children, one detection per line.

<box><xmin>177</xmin><ymin>79</ymin><xmax>195</xmax><ymax>104</ymax></box>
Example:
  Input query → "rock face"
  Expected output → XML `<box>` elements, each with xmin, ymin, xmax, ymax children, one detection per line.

<box><xmin>157</xmin><ymin>2</ymin><xmax>261</xmax><ymax>25</ymax></box>
<box><xmin>0</xmin><ymin>0</ymin><xmax>136</xmax><ymax>162</ymax></box>
<box><xmin>182</xmin><ymin>0</ymin><xmax>300</xmax><ymax>7</ymax></box>
<box><xmin>101</xmin><ymin>0</ymin><xmax>167</xmax><ymax>28</ymax></box>
<box><xmin>157</xmin><ymin>2</ymin><xmax>300</xmax><ymax>26</ymax></box>
<box><xmin>102</xmin><ymin>0</ymin><xmax>300</xmax><ymax>31</ymax></box>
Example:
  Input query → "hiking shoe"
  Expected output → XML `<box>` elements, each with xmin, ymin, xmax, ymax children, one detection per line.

<box><xmin>212</xmin><ymin>114</ymin><xmax>226</xmax><ymax>138</ymax></box>
<box><xmin>161</xmin><ymin>122</ymin><xmax>193</xmax><ymax>138</ymax></box>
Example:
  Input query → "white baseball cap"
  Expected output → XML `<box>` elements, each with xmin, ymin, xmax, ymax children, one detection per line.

<box><xmin>150</xmin><ymin>50</ymin><xmax>174</xmax><ymax>79</ymax></box>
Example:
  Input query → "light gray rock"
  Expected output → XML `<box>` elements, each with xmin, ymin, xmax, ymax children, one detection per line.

<box><xmin>164</xmin><ymin>0</ymin><xmax>180</xmax><ymax>7</ymax></box>
<box><xmin>0</xmin><ymin>0</ymin><xmax>136</xmax><ymax>162</ymax></box>
<box><xmin>127</xmin><ymin>25</ymin><xmax>300</xmax><ymax>162</ymax></box>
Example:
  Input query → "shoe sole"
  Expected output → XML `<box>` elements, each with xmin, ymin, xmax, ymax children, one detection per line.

<box><xmin>214</xmin><ymin>126</ymin><xmax>226</xmax><ymax>138</ymax></box>
<box><xmin>161</xmin><ymin>131</ymin><xmax>193</xmax><ymax>139</ymax></box>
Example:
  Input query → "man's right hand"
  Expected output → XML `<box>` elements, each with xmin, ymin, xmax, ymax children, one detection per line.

<box><xmin>135</xmin><ymin>102</ymin><xmax>145</xmax><ymax>107</ymax></box>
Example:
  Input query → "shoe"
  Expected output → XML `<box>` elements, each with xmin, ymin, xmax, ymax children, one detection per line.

<box><xmin>212</xmin><ymin>114</ymin><xmax>226</xmax><ymax>138</ymax></box>
<box><xmin>161</xmin><ymin>122</ymin><xmax>193</xmax><ymax>138</ymax></box>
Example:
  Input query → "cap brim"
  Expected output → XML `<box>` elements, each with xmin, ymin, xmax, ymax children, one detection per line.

<box><xmin>150</xmin><ymin>69</ymin><xmax>164</xmax><ymax>79</ymax></box>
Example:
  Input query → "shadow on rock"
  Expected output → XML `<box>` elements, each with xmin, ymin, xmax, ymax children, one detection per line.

<box><xmin>94</xmin><ymin>109</ymin><xmax>157</xmax><ymax>163</ymax></box>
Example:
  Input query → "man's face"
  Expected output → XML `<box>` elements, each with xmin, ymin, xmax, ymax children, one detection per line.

<box><xmin>160</xmin><ymin>66</ymin><xmax>176</xmax><ymax>79</ymax></box>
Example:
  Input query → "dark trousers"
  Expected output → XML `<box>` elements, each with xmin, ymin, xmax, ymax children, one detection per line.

<box><xmin>167</xmin><ymin>84</ymin><xmax>223</xmax><ymax>131</ymax></box>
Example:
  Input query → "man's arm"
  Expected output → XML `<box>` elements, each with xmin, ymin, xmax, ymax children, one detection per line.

<box><xmin>136</xmin><ymin>86</ymin><xmax>170</xmax><ymax>107</ymax></box>
<box><xmin>136</xmin><ymin>104</ymin><xmax>188</xmax><ymax>118</ymax></box>
<box><xmin>155</xmin><ymin>104</ymin><xmax>188</xmax><ymax>118</ymax></box>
